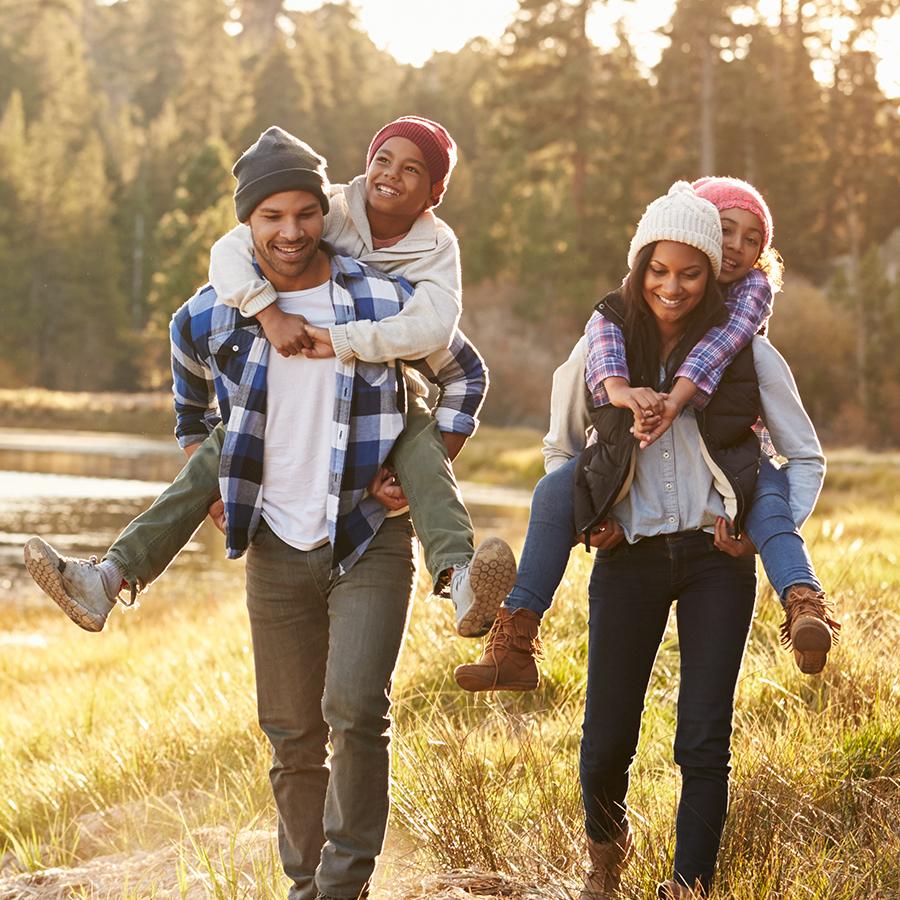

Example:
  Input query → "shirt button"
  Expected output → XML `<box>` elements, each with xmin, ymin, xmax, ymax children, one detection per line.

<box><xmin>665</xmin><ymin>482</ymin><xmax>673</xmax><ymax>490</ymax></box>
<box><xmin>668</xmin><ymin>516</ymin><xmax>676</xmax><ymax>523</ymax></box>
<box><xmin>662</xmin><ymin>451</ymin><xmax>670</xmax><ymax>459</ymax></box>
<box><xmin>232</xmin><ymin>344</ymin><xmax>239</xmax><ymax>352</ymax></box>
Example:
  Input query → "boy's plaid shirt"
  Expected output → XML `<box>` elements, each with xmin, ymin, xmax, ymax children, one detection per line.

<box><xmin>170</xmin><ymin>250</ymin><xmax>487</xmax><ymax>574</ymax></box>
<box><xmin>584</xmin><ymin>268</ymin><xmax>774</xmax><ymax>407</ymax></box>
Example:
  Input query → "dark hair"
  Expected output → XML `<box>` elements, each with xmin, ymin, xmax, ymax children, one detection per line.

<box><xmin>621</xmin><ymin>242</ymin><xmax>726</xmax><ymax>390</ymax></box>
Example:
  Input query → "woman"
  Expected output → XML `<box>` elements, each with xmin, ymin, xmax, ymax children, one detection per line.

<box><xmin>545</xmin><ymin>183</ymin><xmax>823</xmax><ymax>898</ymax></box>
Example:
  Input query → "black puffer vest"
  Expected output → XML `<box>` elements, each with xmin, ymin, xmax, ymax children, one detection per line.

<box><xmin>573</xmin><ymin>291</ymin><xmax>762</xmax><ymax>541</ymax></box>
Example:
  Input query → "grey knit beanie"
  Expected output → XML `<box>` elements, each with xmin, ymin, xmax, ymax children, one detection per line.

<box><xmin>233</xmin><ymin>126</ymin><xmax>330</xmax><ymax>222</ymax></box>
<box><xmin>627</xmin><ymin>181</ymin><xmax>723</xmax><ymax>278</ymax></box>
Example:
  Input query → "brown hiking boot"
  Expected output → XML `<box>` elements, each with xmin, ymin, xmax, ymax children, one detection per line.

<box><xmin>453</xmin><ymin>607</ymin><xmax>542</xmax><ymax>692</ymax></box>
<box><xmin>781</xmin><ymin>585</ymin><xmax>841</xmax><ymax>675</ymax></box>
<box><xmin>580</xmin><ymin>823</ymin><xmax>633</xmax><ymax>899</ymax></box>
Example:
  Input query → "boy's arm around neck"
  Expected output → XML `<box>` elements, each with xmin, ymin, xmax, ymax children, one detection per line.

<box><xmin>209</xmin><ymin>224</ymin><xmax>279</xmax><ymax>317</ymax></box>
<box><xmin>330</xmin><ymin>227</ymin><xmax>462</xmax><ymax>363</ymax></box>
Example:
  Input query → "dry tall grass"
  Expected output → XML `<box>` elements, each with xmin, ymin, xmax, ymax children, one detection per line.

<box><xmin>1</xmin><ymin>455</ymin><xmax>898</xmax><ymax>898</ymax></box>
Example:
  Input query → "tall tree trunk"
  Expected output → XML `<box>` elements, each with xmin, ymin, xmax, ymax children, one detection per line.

<box><xmin>700</xmin><ymin>36</ymin><xmax>715</xmax><ymax>173</ymax></box>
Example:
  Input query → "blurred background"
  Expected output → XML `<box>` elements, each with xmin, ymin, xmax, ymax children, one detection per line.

<box><xmin>0</xmin><ymin>0</ymin><xmax>898</xmax><ymax>444</ymax></box>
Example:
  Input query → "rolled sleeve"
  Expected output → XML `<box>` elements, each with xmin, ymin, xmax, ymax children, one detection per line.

<box><xmin>407</xmin><ymin>329</ymin><xmax>487</xmax><ymax>436</ymax></box>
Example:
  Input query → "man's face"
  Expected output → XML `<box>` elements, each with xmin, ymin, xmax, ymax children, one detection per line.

<box><xmin>248</xmin><ymin>190</ymin><xmax>324</xmax><ymax>291</ymax></box>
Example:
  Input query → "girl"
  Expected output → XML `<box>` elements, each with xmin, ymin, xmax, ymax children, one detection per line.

<box><xmin>455</xmin><ymin>177</ymin><xmax>838</xmax><ymax>695</ymax></box>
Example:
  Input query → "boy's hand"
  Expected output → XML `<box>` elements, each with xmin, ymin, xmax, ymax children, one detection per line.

<box><xmin>713</xmin><ymin>516</ymin><xmax>757</xmax><ymax>557</ymax></box>
<box><xmin>589</xmin><ymin>518</ymin><xmax>624</xmax><ymax>550</ymax></box>
<box><xmin>208</xmin><ymin>498</ymin><xmax>226</xmax><ymax>534</ymax></box>
<box><xmin>256</xmin><ymin>305</ymin><xmax>314</xmax><ymax>357</ymax></box>
<box><xmin>367</xmin><ymin>466</ymin><xmax>408</xmax><ymax>511</ymax></box>
<box><xmin>301</xmin><ymin>325</ymin><xmax>336</xmax><ymax>359</ymax></box>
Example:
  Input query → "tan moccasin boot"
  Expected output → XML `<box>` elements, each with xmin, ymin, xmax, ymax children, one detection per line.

<box><xmin>579</xmin><ymin>823</ymin><xmax>634</xmax><ymax>899</ymax></box>
<box><xmin>453</xmin><ymin>607</ymin><xmax>542</xmax><ymax>691</ymax></box>
<box><xmin>781</xmin><ymin>585</ymin><xmax>841</xmax><ymax>675</ymax></box>
<box><xmin>656</xmin><ymin>878</ymin><xmax>705</xmax><ymax>898</ymax></box>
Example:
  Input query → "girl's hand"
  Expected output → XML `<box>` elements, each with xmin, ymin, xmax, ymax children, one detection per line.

<box><xmin>633</xmin><ymin>396</ymin><xmax>680</xmax><ymax>449</ymax></box>
<box><xmin>606</xmin><ymin>379</ymin><xmax>666</xmax><ymax>420</ymax></box>
<box><xmin>589</xmin><ymin>518</ymin><xmax>625</xmax><ymax>550</ymax></box>
<box><xmin>713</xmin><ymin>516</ymin><xmax>757</xmax><ymax>557</ymax></box>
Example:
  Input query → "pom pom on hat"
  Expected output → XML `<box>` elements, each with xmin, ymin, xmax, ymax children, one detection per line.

<box><xmin>692</xmin><ymin>176</ymin><xmax>773</xmax><ymax>252</ymax></box>
<box><xmin>628</xmin><ymin>181</ymin><xmax>723</xmax><ymax>278</ymax></box>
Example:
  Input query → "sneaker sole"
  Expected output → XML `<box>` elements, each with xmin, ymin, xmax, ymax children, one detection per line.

<box><xmin>23</xmin><ymin>538</ymin><xmax>106</xmax><ymax>632</ymax></box>
<box><xmin>457</xmin><ymin>538</ymin><xmax>517</xmax><ymax>638</ymax></box>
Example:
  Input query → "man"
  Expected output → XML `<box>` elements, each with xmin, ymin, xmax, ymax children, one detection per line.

<box><xmin>170</xmin><ymin>129</ymin><xmax>487</xmax><ymax>899</ymax></box>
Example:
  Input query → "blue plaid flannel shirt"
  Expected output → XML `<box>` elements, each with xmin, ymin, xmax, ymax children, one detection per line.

<box><xmin>170</xmin><ymin>250</ymin><xmax>487</xmax><ymax>574</ymax></box>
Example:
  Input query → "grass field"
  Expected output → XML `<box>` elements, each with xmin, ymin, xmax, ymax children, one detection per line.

<box><xmin>1</xmin><ymin>451</ymin><xmax>898</xmax><ymax>898</ymax></box>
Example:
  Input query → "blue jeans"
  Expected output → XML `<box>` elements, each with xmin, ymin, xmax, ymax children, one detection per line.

<box><xmin>245</xmin><ymin>516</ymin><xmax>417</xmax><ymax>900</ymax></box>
<box><xmin>504</xmin><ymin>456</ymin><xmax>578</xmax><ymax>615</ymax></box>
<box><xmin>506</xmin><ymin>455</ymin><xmax>821</xmax><ymax>617</ymax></box>
<box><xmin>744</xmin><ymin>458</ymin><xmax>821</xmax><ymax>604</ymax></box>
<box><xmin>582</xmin><ymin>531</ymin><xmax>757</xmax><ymax>893</ymax></box>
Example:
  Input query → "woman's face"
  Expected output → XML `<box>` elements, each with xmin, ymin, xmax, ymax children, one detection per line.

<box><xmin>641</xmin><ymin>241</ymin><xmax>710</xmax><ymax>327</ymax></box>
<box><xmin>719</xmin><ymin>207</ymin><xmax>764</xmax><ymax>285</ymax></box>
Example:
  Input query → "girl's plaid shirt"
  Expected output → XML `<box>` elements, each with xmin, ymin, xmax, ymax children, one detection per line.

<box><xmin>584</xmin><ymin>268</ymin><xmax>774</xmax><ymax>407</ymax></box>
<box><xmin>170</xmin><ymin>250</ymin><xmax>487</xmax><ymax>574</ymax></box>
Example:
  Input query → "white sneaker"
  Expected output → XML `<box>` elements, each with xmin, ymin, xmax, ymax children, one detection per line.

<box><xmin>450</xmin><ymin>537</ymin><xmax>517</xmax><ymax>637</ymax></box>
<box><xmin>23</xmin><ymin>537</ymin><xmax>117</xmax><ymax>632</ymax></box>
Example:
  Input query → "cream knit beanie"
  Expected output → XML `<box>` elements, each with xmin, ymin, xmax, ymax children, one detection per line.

<box><xmin>627</xmin><ymin>181</ymin><xmax>723</xmax><ymax>278</ymax></box>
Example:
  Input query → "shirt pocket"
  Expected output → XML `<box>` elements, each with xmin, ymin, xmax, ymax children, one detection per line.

<box><xmin>209</xmin><ymin>327</ymin><xmax>258</xmax><ymax>385</ymax></box>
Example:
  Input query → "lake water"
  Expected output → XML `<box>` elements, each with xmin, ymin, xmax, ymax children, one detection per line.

<box><xmin>0</xmin><ymin>427</ymin><xmax>532</xmax><ymax>604</ymax></box>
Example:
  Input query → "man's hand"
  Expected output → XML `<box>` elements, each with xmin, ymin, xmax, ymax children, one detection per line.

<box><xmin>589</xmin><ymin>518</ymin><xmax>625</xmax><ymax>550</ymax></box>
<box><xmin>256</xmin><ymin>305</ymin><xmax>314</xmax><ymax>357</ymax></box>
<box><xmin>367</xmin><ymin>466</ymin><xmax>408</xmax><ymax>511</ymax></box>
<box><xmin>713</xmin><ymin>516</ymin><xmax>757</xmax><ymax>557</ymax></box>
<box><xmin>208</xmin><ymin>498</ymin><xmax>226</xmax><ymax>534</ymax></box>
<box><xmin>301</xmin><ymin>324</ymin><xmax>336</xmax><ymax>359</ymax></box>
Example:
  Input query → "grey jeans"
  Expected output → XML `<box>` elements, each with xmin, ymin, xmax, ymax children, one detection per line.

<box><xmin>245</xmin><ymin>514</ymin><xmax>417</xmax><ymax>900</ymax></box>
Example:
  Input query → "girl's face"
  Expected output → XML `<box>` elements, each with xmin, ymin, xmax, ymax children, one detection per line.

<box><xmin>641</xmin><ymin>241</ymin><xmax>710</xmax><ymax>328</ymax></box>
<box><xmin>719</xmin><ymin>208</ymin><xmax>764</xmax><ymax>285</ymax></box>
<box><xmin>365</xmin><ymin>136</ymin><xmax>432</xmax><ymax>222</ymax></box>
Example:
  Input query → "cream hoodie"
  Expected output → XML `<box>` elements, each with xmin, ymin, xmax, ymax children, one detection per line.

<box><xmin>208</xmin><ymin>175</ymin><xmax>462</xmax><ymax>364</ymax></box>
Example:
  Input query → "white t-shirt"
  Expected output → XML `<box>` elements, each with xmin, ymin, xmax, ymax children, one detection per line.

<box><xmin>262</xmin><ymin>282</ymin><xmax>337</xmax><ymax>550</ymax></box>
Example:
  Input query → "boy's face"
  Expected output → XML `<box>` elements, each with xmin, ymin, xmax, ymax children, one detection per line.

<box><xmin>719</xmin><ymin>208</ymin><xmax>764</xmax><ymax>285</ymax></box>
<box><xmin>365</xmin><ymin>136</ymin><xmax>432</xmax><ymax>225</ymax></box>
<box><xmin>248</xmin><ymin>189</ymin><xmax>325</xmax><ymax>291</ymax></box>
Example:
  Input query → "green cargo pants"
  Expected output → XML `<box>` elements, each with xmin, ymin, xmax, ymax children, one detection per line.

<box><xmin>105</xmin><ymin>399</ymin><xmax>474</xmax><ymax>592</ymax></box>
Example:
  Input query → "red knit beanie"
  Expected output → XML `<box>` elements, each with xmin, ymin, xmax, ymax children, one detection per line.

<box><xmin>366</xmin><ymin>116</ymin><xmax>457</xmax><ymax>207</ymax></box>
<box><xmin>692</xmin><ymin>176</ymin><xmax>773</xmax><ymax>252</ymax></box>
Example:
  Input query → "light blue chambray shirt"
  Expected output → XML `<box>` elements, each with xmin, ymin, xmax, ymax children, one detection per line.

<box><xmin>611</xmin><ymin>406</ymin><xmax>727</xmax><ymax>544</ymax></box>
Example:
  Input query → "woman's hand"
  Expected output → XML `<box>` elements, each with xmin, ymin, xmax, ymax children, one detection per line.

<box><xmin>713</xmin><ymin>516</ymin><xmax>757</xmax><ymax>557</ymax></box>
<box><xmin>590</xmin><ymin>518</ymin><xmax>625</xmax><ymax>550</ymax></box>
<box><xmin>606</xmin><ymin>379</ymin><xmax>666</xmax><ymax>421</ymax></box>
<box><xmin>367</xmin><ymin>466</ymin><xmax>408</xmax><ymax>511</ymax></box>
